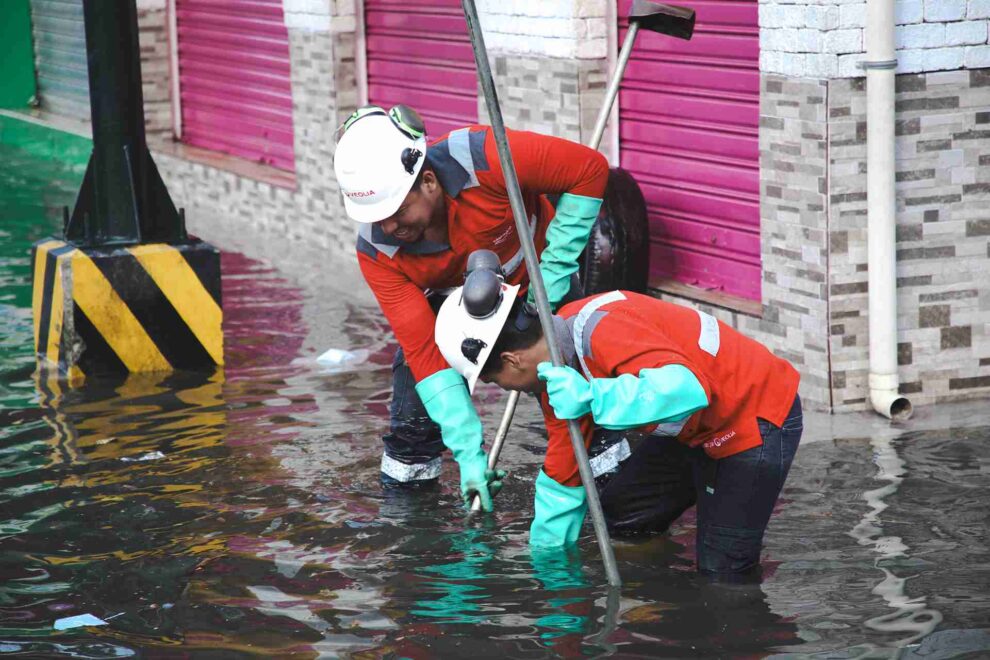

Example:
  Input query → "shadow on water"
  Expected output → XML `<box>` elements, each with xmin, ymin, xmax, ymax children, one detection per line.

<box><xmin>2</xmin><ymin>143</ymin><xmax>990</xmax><ymax>657</ymax></box>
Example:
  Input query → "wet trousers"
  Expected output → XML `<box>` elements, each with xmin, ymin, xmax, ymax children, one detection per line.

<box><xmin>597</xmin><ymin>395</ymin><xmax>803</xmax><ymax>574</ymax></box>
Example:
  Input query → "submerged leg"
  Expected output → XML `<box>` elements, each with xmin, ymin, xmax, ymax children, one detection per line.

<box><xmin>380</xmin><ymin>347</ymin><xmax>446</xmax><ymax>487</ymax></box>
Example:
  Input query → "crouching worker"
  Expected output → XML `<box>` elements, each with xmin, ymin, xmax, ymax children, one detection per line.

<box><xmin>435</xmin><ymin>263</ymin><xmax>803</xmax><ymax>576</ymax></box>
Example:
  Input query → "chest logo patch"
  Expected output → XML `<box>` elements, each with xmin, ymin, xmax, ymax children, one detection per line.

<box><xmin>492</xmin><ymin>225</ymin><xmax>514</xmax><ymax>246</ymax></box>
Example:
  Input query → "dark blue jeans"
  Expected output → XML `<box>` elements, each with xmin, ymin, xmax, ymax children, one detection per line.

<box><xmin>598</xmin><ymin>395</ymin><xmax>803</xmax><ymax>574</ymax></box>
<box><xmin>379</xmin><ymin>347</ymin><xmax>447</xmax><ymax>485</ymax></box>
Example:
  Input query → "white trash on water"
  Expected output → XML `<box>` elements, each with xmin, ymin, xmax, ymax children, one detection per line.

<box><xmin>121</xmin><ymin>451</ymin><xmax>166</xmax><ymax>462</ymax></box>
<box><xmin>54</xmin><ymin>613</ymin><xmax>108</xmax><ymax>630</ymax></box>
<box><xmin>315</xmin><ymin>347</ymin><xmax>370</xmax><ymax>370</ymax></box>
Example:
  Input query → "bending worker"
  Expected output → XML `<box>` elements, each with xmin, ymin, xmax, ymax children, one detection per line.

<box><xmin>435</xmin><ymin>261</ymin><xmax>803</xmax><ymax>575</ymax></box>
<box><xmin>333</xmin><ymin>104</ymin><xmax>615</xmax><ymax>508</ymax></box>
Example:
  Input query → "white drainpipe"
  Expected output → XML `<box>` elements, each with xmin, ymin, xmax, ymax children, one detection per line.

<box><xmin>865</xmin><ymin>0</ymin><xmax>912</xmax><ymax>420</ymax></box>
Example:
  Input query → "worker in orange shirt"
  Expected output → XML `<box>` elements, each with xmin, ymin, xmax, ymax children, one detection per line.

<box><xmin>333</xmin><ymin>105</ymin><xmax>628</xmax><ymax>508</ymax></box>
<box><xmin>435</xmin><ymin>259</ymin><xmax>802</xmax><ymax>574</ymax></box>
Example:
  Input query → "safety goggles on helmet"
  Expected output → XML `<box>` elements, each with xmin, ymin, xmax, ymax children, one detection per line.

<box><xmin>337</xmin><ymin>104</ymin><xmax>425</xmax><ymax>174</ymax></box>
<box><xmin>333</xmin><ymin>104</ymin><xmax>429</xmax><ymax>223</ymax></box>
<box><xmin>339</xmin><ymin>104</ymin><xmax>426</xmax><ymax>141</ymax></box>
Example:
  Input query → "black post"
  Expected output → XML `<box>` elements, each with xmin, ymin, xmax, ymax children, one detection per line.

<box><xmin>65</xmin><ymin>0</ymin><xmax>184</xmax><ymax>246</ymax></box>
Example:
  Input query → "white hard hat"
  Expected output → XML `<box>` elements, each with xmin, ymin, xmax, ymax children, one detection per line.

<box><xmin>436</xmin><ymin>276</ymin><xmax>520</xmax><ymax>393</ymax></box>
<box><xmin>333</xmin><ymin>110</ymin><xmax>427</xmax><ymax>223</ymax></box>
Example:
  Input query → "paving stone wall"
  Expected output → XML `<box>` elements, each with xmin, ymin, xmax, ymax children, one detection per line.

<box><xmin>136</xmin><ymin>2</ymin><xmax>172</xmax><ymax>141</ymax></box>
<box><xmin>826</xmin><ymin>69</ymin><xmax>990</xmax><ymax>408</ymax></box>
<box><xmin>480</xmin><ymin>54</ymin><xmax>611</xmax><ymax>150</ymax></box>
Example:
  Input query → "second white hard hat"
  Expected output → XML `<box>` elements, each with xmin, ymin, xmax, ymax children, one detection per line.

<box><xmin>333</xmin><ymin>109</ymin><xmax>427</xmax><ymax>224</ymax></box>
<box><xmin>436</xmin><ymin>278</ymin><xmax>520</xmax><ymax>393</ymax></box>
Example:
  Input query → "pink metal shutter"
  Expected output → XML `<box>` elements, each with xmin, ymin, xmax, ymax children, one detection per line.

<box><xmin>618</xmin><ymin>0</ymin><xmax>760</xmax><ymax>301</ymax></box>
<box><xmin>176</xmin><ymin>0</ymin><xmax>295</xmax><ymax>171</ymax></box>
<box><xmin>364</xmin><ymin>0</ymin><xmax>477</xmax><ymax>139</ymax></box>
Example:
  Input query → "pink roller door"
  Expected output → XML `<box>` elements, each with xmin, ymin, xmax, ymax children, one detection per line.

<box><xmin>364</xmin><ymin>0</ymin><xmax>477</xmax><ymax>139</ymax></box>
<box><xmin>618</xmin><ymin>0</ymin><xmax>760</xmax><ymax>301</ymax></box>
<box><xmin>176</xmin><ymin>0</ymin><xmax>295</xmax><ymax>171</ymax></box>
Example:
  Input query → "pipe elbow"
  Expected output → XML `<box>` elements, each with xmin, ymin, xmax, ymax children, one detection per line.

<box><xmin>870</xmin><ymin>388</ymin><xmax>913</xmax><ymax>421</ymax></box>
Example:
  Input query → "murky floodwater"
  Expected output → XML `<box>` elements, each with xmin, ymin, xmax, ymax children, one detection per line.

<box><xmin>2</xmin><ymin>142</ymin><xmax>989</xmax><ymax>658</ymax></box>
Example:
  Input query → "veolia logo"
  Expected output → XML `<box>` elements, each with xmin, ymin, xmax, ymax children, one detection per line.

<box><xmin>346</xmin><ymin>190</ymin><xmax>377</xmax><ymax>198</ymax></box>
<box><xmin>705</xmin><ymin>430</ymin><xmax>736</xmax><ymax>449</ymax></box>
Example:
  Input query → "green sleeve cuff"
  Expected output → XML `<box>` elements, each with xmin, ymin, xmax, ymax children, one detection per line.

<box><xmin>555</xmin><ymin>192</ymin><xmax>603</xmax><ymax>220</ymax></box>
<box><xmin>530</xmin><ymin>470</ymin><xmax>587</xmax><ymax>548</ymax></box>
<box><xmin>415</xmin><ymin>368</ymin><xmax>466</xmax><ymax>406</ymax></box>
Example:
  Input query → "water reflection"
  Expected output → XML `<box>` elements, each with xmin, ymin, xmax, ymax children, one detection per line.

<box><xmin>848</xmin><ymin>435</ymin><xmax>943</xmax><ymax>650</ymax></box>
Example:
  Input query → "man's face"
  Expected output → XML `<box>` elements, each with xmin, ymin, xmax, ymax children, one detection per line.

<box><xmin>377</xmin><ymin>171</ymin><xmax>443</xmax><ymax>243</ymax></box>
<box><xmin>479</xmin><ymin>344</ymin><xmax>546</xmax><ymax>394</ymax></box>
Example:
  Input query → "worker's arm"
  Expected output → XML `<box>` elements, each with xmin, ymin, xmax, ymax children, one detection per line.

<box><xmin>488</xmin><ymin>129</ymin><xmax>610</xmax><ymax>309</ymax></box>
<box><xmin>537</xmin><ymin>313</ymin><xmax>711</xmax><ymax>430</ymax></box>
<box><xmin>358</xmin><ymin>251</ymin><xmax>497</xmax><ymax>509</ymax></box>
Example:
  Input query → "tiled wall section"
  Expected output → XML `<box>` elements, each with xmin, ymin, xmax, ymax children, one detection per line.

<box><xmin>658</xmin><ymin>75</ymin><xmax>833</xmax><ymax>411</ymax></box>
<box><xmin>760</xmin><ymin>0</ymin><xmax>990</xmax><ymax>78</ymax></box>
<box><xmin>827</xmin><ymin>69</ymin><xmax>990</xmax><ymax>409</ymax></box>
<box><xmin>153</xmin><ymin>22</ymin><xmax>359</xmax><ymax>255</ymax></box>
<box><xmin>482</xmin><ymin>54</ymin><xmax>612</xmax><ymax>157</ymax></box>
<box><xmin>136</xmin><ymin>4</ymin><xmax>172</xmax><ymax>141</ymax></box>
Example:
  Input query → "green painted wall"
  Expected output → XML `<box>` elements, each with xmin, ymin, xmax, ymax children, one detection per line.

<box><xmin>0</xmin><ymin>0</ymin><xmax>38</xmax><ymax>108</ymax></box>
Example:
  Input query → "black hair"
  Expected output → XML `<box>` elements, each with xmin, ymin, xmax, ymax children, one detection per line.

<box><xmin>479</xmin><ymin>297</ymin><xmax>544</xmax><ymax>378</ymax></box>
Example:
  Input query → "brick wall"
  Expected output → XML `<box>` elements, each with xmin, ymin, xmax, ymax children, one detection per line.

<box><xmin>477</xmin><ymin>0</ymin><xmax>607</xmax><ymax>59</ymax></box>
<box><xmin>760</xmin><ymin>0</ymin><xmax>990</xmax><ymax>77</ymax></box>
<box><xmin>481</xmin><ymin>55</ymin><xmax>609</xmax><ymax>148</ymax></box>
<box><xmin>477</xmin><ymin>1</ymin><xmax>613</xmax><ymax>156</ymax></box>
<box><xmin>136</xmin><ymin>1</ymin><xmax>172</xmax><ymax>142</ymax></box>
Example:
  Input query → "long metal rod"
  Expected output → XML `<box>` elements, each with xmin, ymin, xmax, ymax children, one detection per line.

<box><xmin>472</xmin><ymin>22</ymin><xmax>645</xmax><ymax>512</ymax></box>
<box><xmin>461</xmin><ymin>0</ymin><xmax>621</xmax><ymax>588</ymax></box>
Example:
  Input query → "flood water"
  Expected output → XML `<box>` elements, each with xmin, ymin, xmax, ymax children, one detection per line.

<box><xmin>2</xmin><ymin>143</ymin><xmax>989</xmax><ymax>658</ymax></box>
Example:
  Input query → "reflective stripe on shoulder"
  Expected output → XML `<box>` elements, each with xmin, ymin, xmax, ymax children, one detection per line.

<box><xmin>427</xmin><ymin>128</ymin><xmax>488</xmax><ymax>198</ymax></box>
<box><xmin>696</xmin><ymin>309</ymin><xmax>720</xmax><ymax>357</ymax></box>
<box><xmin>573</xmin><ymin>291</ymin><xmax>626</xmax><ymax>380</ymax></box>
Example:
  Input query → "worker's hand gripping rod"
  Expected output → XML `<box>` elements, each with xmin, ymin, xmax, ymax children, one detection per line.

<box><xmin>461</xmin><ymin>0</ymin><xmax>624</xmax><ymax>587</ymax></box>
<box><xmin>470</xmin><ymin>1</ymin><xmax>696</xmax><ymax>518</ymax></box>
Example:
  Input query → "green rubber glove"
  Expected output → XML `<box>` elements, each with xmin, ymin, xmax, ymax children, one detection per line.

<box><xmin>527</xmin><ymin>193</ymin><xmax>603</xmax><ymax>310</ymax></box>
<box><xmin>530</xmin><ymin>470</ymin><xmax>587</xmax><ymax>547</ymax></box>
<box><xmin>536</xmin><ymin>363</ymin><xmax>592</xmax><ymax>419</ymax></box>
<box><xmin>416</xmin><ymin>368</ymin><xmax>498</xmax><ymax>510</ymax></box>
<box><xmin>538</xmin><ymin>362</ymin><xmax>709</xmax><ymax>430</ymax></box>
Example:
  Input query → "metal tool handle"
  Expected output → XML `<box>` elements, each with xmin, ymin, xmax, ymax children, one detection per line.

<box><xmin>461</xmin><ymin>0</ymin><xmax>621</xmax><ymax>588</ymax></box>
<box><xmin>470</xmin><ymin>389</ymin><xmax>519</xmax><ymax>512</ymax></box>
